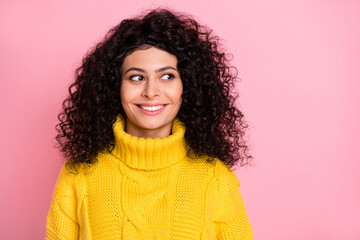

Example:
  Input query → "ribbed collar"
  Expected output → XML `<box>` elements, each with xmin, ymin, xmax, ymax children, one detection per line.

<box><xmin>111</xmin><ymin>115</ymin><xmax>188</xmax><ymax>170</ymax></box>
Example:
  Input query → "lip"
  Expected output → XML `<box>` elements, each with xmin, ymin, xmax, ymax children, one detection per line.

<box><xmin>136</xmin><ymin>103</ymin><xmax>168</xmax><ymax>116</ymax></box>
<box><xmin>136</xmin><ymin>103</ymin><xmax>167</xmax><ymax>107</ymax></box>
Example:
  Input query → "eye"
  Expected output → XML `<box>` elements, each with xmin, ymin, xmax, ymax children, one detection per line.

<box><xmin>129</xmin><ymin>75</ymin><xmax>144</xmax><ymax>81</ymax></box>
<box><xmin>161</xmin><ymin>74</ymin><xmax>175</xmax><ymax>80</ymax></box>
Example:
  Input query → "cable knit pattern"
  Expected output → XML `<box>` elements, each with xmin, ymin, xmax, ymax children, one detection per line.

<box><xmin>46</xmin><ymin>116</ymin><xmax>253</xmax><ymax>239</ymax></box>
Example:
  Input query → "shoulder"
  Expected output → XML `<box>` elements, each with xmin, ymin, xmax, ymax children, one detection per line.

<box><xmin>181</xmin><ymin>156</ymin><xmax>240</xmax><ymax>185</ymax></box>
<box><xmin>213</xmin><ymin>159</ymin><xmax>240</xmax><ymax>188</ymax></box>
<box><xmin>60</xmin><ymin>151</ymin><xmax>118</xmax><ymax>177</ymax></box>
<box><xmin>208</xmin><ymin>159</ymin><xmax>244</xmax><ymax>223</ymax></box>
<box><xmin>51</xmin><ymin>162</ymin><xmax>85</xmax><ymax>199</ymax></box>
<box><xmin>51</xmin><ymin>152</ymin><xmax>116</xmax><ymax>197</ymax></box>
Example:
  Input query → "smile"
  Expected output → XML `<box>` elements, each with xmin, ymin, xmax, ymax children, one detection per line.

<box><xmin>138</xmin><ymin>105</ymin><xmax>166</xmax><ymax>112</ymax></box>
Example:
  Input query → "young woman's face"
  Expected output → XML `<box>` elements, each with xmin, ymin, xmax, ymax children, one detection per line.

<box><xmin>120</xmin><ymin>47</ymin><xmax>183</xmax><ymax>138</ymax></box>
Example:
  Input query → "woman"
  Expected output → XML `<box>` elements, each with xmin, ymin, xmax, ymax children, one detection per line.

<box><xmin>46</xmin><ymin>8</ymin><xmax>253</xmax><ymax>239</ymax></box>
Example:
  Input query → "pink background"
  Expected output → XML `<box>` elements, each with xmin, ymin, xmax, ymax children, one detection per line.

<box><xmin>1</xmin><ymin>0</ymin><xmax>359</xmax><ymax>239</ymax></box>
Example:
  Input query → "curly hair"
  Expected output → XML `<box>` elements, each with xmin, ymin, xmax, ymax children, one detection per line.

<box><xmin>56</xmin><ymin>8</ymin><xmax>252</xmax><ymax>170</ymax></box>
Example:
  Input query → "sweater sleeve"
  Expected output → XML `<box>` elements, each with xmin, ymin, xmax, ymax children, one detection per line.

<box><xmin>46</xmin><ymin>164</ymin><xmax>80</xmax><ymax>240</ymax></box>
<box><xmin>214</xmin><ymin>162</ymin><xmax>253</xmax><ymax>240</ymax></box>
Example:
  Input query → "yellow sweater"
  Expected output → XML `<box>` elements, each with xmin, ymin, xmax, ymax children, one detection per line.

<box><xmin>46</xmin><ymin>117</ymin><xmax>253</xmax><ymax>239</ymax></box>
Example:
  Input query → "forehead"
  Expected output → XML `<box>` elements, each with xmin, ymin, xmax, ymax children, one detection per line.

<box><xmin>122</xmin><ymin>47</ymin><xmax>178</xmax><ymax>71</ymax></box>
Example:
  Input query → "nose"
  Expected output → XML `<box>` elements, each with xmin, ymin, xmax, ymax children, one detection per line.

<box><xmin>142</xmin><ymin>77</ymin><xmax>160</xmax><ymax>99</ymax></box>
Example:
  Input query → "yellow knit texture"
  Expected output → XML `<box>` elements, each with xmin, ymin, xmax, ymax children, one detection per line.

<box><xmin>46</xmin><ymin>117</ymin><xmax>253</xmax><ymax>239</ymax></box>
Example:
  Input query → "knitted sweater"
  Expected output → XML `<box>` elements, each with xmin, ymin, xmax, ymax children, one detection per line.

<box><xmin>46</xmin><ymin>116</ymin><xmax>253</xmax><ymax>239</ymax></box>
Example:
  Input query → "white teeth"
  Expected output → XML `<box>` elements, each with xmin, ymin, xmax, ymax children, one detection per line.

<box><xmin>139</xmin><ymin>105</ymin><xmax>165</xmax><ymax>111</ymax></box>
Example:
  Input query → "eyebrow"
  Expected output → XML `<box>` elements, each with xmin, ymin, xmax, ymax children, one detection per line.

<box><xmin>123</xmin><ymin>66</ymin><xmax>178</xmax><ymax>74</ymax></box>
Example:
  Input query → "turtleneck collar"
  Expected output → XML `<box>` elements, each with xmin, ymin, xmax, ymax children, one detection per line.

<box><xmin>111</xmin><ymin>115</ymin><xmax>188</xmax><ymax>170</ymax></box>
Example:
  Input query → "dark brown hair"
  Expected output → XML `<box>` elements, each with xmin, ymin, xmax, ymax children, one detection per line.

<box><xmin>56</xmin><ymin>9</ymin><xmax>252</xmax><ymax>169</ymax></box>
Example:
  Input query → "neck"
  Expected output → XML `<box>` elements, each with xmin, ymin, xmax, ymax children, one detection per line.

<box><xmin>111</xmin><ymin>115</ymin><xmax>188</xmax><ymax>170</ymax></box>
<box><xmin>125</xmin><ymin>119</ymin><xmax>172</xmax><ymax>138</ymax></box>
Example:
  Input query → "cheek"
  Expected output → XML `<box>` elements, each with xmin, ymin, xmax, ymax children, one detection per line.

<box><xmin>177</xmin><ymin>84</ymin><xmax>183</xmax><ymax>103</ymax></box>
<box><xmin>171</xmin><ymin>81</ymin><xmax>183</xmax><ymax>103</ymax></box>
<box><xmin>119</xmin><ymin>86</ymin><xmax>127</xmax><ymax>106</ymax></box>
<box><xmin>120</xmin><ymin>83</ymin><xmax>137</xmax><ymax>105</ymax></box>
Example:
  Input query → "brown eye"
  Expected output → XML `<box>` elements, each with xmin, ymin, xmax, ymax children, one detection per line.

<box><xmin>130</xmin><ymin>75</ymin><xmax>144</xmax><ymax>81</ymax></box>
<box><xmin>161</xmin><ymin>74</ymin><xmax>175</xmax><ymax>80</ymax></box>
